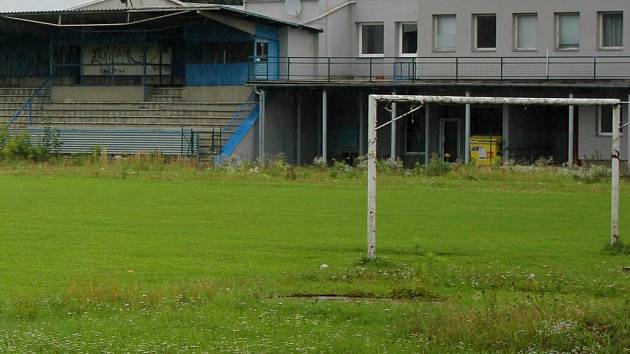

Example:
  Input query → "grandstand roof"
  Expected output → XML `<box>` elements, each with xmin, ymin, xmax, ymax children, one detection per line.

<box><xmin>0</xmin><ymin>5</ymin><xmax>321</xmax><ymax>33</ymax></box>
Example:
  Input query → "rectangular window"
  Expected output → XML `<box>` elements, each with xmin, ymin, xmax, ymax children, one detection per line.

<box><xmin>399</xmin><ymin>22</ymin><xmax>418</xmax><ymax>56</ymax></box>
<box><xmin>599</xmin><ymin>106</ymin><xmax>613</xmax><ymax>135</ymax></box>
<box><xmin>359</xmin><ymin>23</ymin><xmax>385</xmax><ymax>57</ymax></box>
<box><xmin>556</xmin><ymin>13</ymin><xmax>580</xmax><ymax>50</ymax></box>
<box><xmin>434</xmin><ymin>15</ymin><xmax>456</xmax><ymax>51</ymax></box>
<box><xmin>514</xmin><ymin>14</ymin><xmax>537</xmax><ymax>50</ymax></box>
<box><xmin>255</xmin><ymin>41</ymin><xmax>268</xmax><ymax>62</ymax></box>
<box><xmin>600</xmin><ymin>12</ymin><xmax>623</xmax><ymax>49</ymax></box>
<box><xmin>598</xmin><ymin>106</ymin><xmax>624</xmax><ymax>136</ymax></box>
<box><xmin>473</xmin><ymin>14</ymin><xmax>496</xmax><ymax>50</ymax></box>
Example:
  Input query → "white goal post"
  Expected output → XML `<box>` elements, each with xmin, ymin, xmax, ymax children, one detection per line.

<box><xmin>367</xmin><ymin>94</ymin><xmax>623</xmax><ymax>261</ymax></box>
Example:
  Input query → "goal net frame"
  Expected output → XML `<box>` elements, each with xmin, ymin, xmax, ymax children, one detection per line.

<box><xmin>366</xmin><ymin>94</ymin><xmax>623</xmax><ymax>261</ymax></box>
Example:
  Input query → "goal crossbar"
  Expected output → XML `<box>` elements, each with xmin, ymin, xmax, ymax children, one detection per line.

<box><xmin>366</xmin><ymin>94</ymin><xmax>622</xmax><ymax>261</ymax></box>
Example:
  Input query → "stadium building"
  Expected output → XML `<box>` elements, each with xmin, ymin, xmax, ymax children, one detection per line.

<box><xmin>1</xmin><ymin>0</ymin><xmax>629</xmax><ymax>169</ymax></box>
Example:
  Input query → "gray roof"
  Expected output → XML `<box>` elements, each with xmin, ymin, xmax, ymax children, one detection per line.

<box><xmin>0</xmin><ymin>5</ymin><xmax>322</xmax><ymax>33</ymax></box>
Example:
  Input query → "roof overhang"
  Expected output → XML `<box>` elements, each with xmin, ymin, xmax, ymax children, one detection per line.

<box><xmin>0</xmin><ymin>6</ymin><xmax>322</xmax><ymax>33</ymax></box>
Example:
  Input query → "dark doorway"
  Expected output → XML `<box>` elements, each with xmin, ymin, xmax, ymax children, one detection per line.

<box><xmin>441</xmin><ymin>119</ymin><xmax>460</xmax><ymax>162</ymax></box>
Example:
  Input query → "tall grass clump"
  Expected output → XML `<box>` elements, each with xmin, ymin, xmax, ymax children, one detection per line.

<box><xmin>425</xmin><ymin>154</ymin><xmax>451</xmax><ymax>176</ymax></box>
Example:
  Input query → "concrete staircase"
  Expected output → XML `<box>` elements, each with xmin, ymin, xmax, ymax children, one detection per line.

<box><xmin>147</xmin><ymin>87</ymin><xmax>184</xmax><ymax>102</ymax></box>
<box><xmin>2</xmin><ymin>86</ymin><xmax>256</xmax><ymax>158</ymax></box>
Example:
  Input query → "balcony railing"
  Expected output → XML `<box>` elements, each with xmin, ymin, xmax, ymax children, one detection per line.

<box><xmin>248</xmin><ymin>56</ymin><xmax>630</xmax><ymax>82</ymax></box>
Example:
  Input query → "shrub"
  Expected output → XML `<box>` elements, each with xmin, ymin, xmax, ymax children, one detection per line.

<box><xmin>42</xmin><ymin>122</ymin><xmax>62</xmax><ymax>156</ymax></box>
<box><xmin>2</xmin><ymin>132</ymin><xmax>37</xmax><ymax>161</ymax></box>
<box><xmin>0</xmin><ymin>127</ymin><xmax>8</xmax><ymax>150</ymax></box>
<box><xmin>425</xmin><ymin>153</ymin><xmax>450</xmax><ymax>176</ymax></box>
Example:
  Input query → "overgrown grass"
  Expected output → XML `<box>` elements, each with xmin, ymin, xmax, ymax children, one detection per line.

<box><xmin>0</xmin><ymin>157</ymin><xmax>628</xmax><ymax>352</ymax></box>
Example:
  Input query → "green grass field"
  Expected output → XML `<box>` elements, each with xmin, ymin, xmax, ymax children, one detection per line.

<box><xmin>0</xmin><ymin>161</ymin><xmax>628</xmax><ymax>353</ymax></box>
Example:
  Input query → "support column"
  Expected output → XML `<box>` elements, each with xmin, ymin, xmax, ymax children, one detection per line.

<box><xmin>502</xmin><ymin>105</ymin><xmax>510</xmax><ymax>163</ymax></box>
<box><xmin>390</xmin><ymin>91</ymin><xmax>397</xmax><ymax>161</ymax></box>
<box><xmin>48</xmin><ymin>35</ymin><xmax>54</xmax><ymax>84</ymax></box>
<box><xmin>359</xmin><ymin>92</ymin><xmax>365</xmax><ymax>156</ymax></box>
<box><xmin>627</xmin><ymin>95</ymin><xmax>630</xmax><ymax>171</ymax></box>
<box><xmin>425</xmin><ymin>104</ymin><xmax>430</xmax><ymax>165</ymax></box>
<box><xmin>465</xmin><ymin>91</ymin><xmax>471</xmax><ymax>164</ymax></box>
<box><xmin>296</xmin><ymin>93</ymin><xmax>302</xmax><ymax>165</ymax></box>
<box><xmin>611</xmin><ymin>104</ymin><xmax>621</xmax><ymax>246</ymax></box>
<box><xmin>568</xmin><ymin>93</ymin><xmax>575</xmax><ymax>166</ymax></box>
<box><xmin>258</xmin><ymin>89</ymin><xmax>266</xmax><ymax>160</ymax></box>
<box><xmin>322</xmin><ymin>89</ymin><xmax>328</xmax><ymax>161</ymax></box>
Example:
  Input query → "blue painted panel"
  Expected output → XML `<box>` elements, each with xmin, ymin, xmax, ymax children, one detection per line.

<box><xmin>219</xmin><ymin>105</ymin><xmax>260</xmax><ymax>162</ymax></box>
<box><xmin>255</xmin><ymin>24</ymin><xmax>279</xmax><ymax>40</ymax></box>
<box><xmin>185</xmin><ymin>63</ymin><xmax>249</xmax><ymax>86</ymax></box>
<box><xmin>184</xmin><ymin>22</ymin><xmax>252</xmax><ymax>43</ymax></box>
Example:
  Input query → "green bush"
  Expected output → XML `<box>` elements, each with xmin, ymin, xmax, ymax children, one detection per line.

<box><xmin>1</xmin><ymin>131</ymin><xmax>49</xmax><ymax>162</ymax></box>
<box><xmin>425</xmin><ymin>153</ymin><xmax>451</xmax><ymax>176</ymax></box>
<box><xmin>0</xmin><ymin>127</ymin><xmax>8</xmax><ymax>150</ymax></box>
<box><xmin>42</xmin><ymin>123</ymin><xmax>62</xmax><ymax>156</ymax></box>
<box><xmin>2</xmin><ymin>132</ymin><xmax>35</xmax><ymax>160</ymax></box>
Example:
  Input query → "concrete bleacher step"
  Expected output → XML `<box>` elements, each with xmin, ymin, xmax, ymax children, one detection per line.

<box><xmin>148</xmin><ymin>87</ymin><xmax>184</xmax><ymax>103</ymax></box>
<box><xmin>2</xmin><ymin>86</ymin><xmax>255</xmax><ymax>158</ymax></box>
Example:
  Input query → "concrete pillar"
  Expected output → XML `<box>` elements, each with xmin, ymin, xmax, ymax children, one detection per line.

<box><xmin>322</xmin><ymin>89</ymin><xmax>328</xmax><ymax>161</ymax></box>
<box><xmin>296</xmin><ymin>93</ymin><xmax>302</xmax><ymax>165</ymax></box>
<box><xmin>464</xmin><ymin>91</ymin><xmax>471</xmax><ymax>164</ymax></box>
<box><xmin>258</xmin><ymin>89</ymin><xmax>266</xmax><ymax>159</ymax></box>
<box><xmin>425</xmin><ymin>104</ymin><xmax>430</xmax><ymax>165</ymax></box>
<box><xmin>359</xmin><ymin>92</ymin><xmax>365</xmax><ymax>155</ymax></box>
<box><xmin>568</xmin><ymin>93</ymin><xmax>575</xmax><ymax>166</ymax></box>
<box><xmin>502</xmin><ymin>104</ymin><xmax>510</xmax><ymax>162</ymax></box>
<box><xmin>390</xmin><ymin>91</ymin><xmax>397</xmax><ymax>161</ymax></box>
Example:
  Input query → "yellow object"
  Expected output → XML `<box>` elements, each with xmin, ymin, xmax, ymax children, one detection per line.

<box><xmin>469</xmin><ymin>136</ymin><xmax>502</xmax><ymax>166</ymax></box>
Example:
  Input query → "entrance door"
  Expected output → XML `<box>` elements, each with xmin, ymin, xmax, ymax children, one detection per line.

<box><xmin>253</xmin><ymin>39</ymin><xmax>279</xmax><ymax>80</ymax></box>
<box><xmin>440</xmin><ymin>119</ymin><xmax>460</xmax><ymax>162</ymax></box>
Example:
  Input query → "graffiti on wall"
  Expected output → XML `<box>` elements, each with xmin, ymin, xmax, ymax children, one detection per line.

<box><xmin>82</xmin><ymin>45</ymin><xmax>173</xmax><ymax>76</ymax></box>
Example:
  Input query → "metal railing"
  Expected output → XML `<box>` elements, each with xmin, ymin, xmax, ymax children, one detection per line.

<box><xmin>248</xmin><ymin>55</ymin><xmax>630</xmax><ymax>82</ymax></box>
<box><xmin>6</xmin><ymin>78</ymin><xmax>51</xmax><ymax>128</ymax></box>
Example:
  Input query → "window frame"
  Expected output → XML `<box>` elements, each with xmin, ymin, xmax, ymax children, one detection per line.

<box><xmin>597</xmin><ymin>106</ymin><xmax>624</xmax><ymax>137</ymax></box>
<box><xmin>472</xmin><ymin>13</ymin><xmax>497</xmax><ymax>51</ymax></box>
<box><xmin>433</xmin><ymin>14</ymin><xmax>457</xmax><ymax>52</ymax></box>
<box><xmin>598</xmin><ymin>11</ymin><xmax>624</xmax><ymax>51</ymax></box>
<box><xmin>555</xmin><ymin>12</ymin><xmax>580</xmax><ymax>51</ymax></box>
<box><xmin>398</xmin><ymin>22</ymin><xmax>418</xmax><ymax>57</ymax></box>
<box><xmin>513</xmin><ymin>13</ymin><xmax>538</xmax><ymax>51</ymax></box>
<box><xmin>358</xmin><ymin>22</ymin><xmax>385</xmax><ymax>58</ymax></box>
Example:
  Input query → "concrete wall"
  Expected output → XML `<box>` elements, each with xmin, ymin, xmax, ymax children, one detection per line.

<box><xmin>232</xmin><ymin>124</ymin><xmax>258</xmax><ymax>161</ymax></box>
<box><xmin>263</xmin><ymin>89</ymin><xmax>298</xmax><ymax>161</ymax></box>
<box><xmin>578</xmin><ymin>105</ymin><xmax>629</xmax><ymax>162</ymax></box>
<box><xmin>416</xmin><ymin>0</ymin><xmax>630</xmax><ymax>57</ymax></box>
<box><xmin>248</xmin><ymin>0</ymin><xmax>630</xmax><ymax>57</ymax></box>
